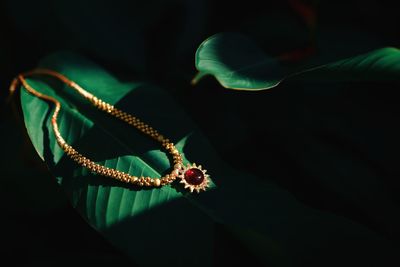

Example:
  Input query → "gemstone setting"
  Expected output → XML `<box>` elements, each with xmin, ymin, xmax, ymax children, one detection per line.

<box><xmin>177</xmin><ymin>163</ymin><xmax>209</xmax><ymax>193</ymax></box>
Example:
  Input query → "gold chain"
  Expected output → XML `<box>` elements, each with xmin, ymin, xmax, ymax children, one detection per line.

<box><xmin>10</xmin><ymin>69</ymin><xmax>188</xmax><ymax>188</ymax></box>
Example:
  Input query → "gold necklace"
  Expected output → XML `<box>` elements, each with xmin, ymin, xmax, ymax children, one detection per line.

<box><xmin>10</xmin><ymin>69</ymin><xmax>210</xmax><ymax>193</ymax></box>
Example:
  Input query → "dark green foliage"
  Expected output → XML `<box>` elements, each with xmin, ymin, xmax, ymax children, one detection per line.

<box><xmin>1</xmin><ymin>1</ymin><xmax>399</xmax><ymax>266</ymax></box>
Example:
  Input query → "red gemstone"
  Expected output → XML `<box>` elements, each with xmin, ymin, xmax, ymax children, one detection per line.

<box><xmin>184</xmin><ymin>168</ymin><xmax>205</xmax><ymax>185</ymax></box>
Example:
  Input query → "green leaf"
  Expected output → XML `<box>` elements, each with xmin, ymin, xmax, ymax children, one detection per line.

<box><xmin>296</xmin><ymin>47</ymin><xmax>400</xmax><ymax>82</ymax></box>
<box><xmin>20</xmin><ymin>52</ymin><xmax>398</xmax><ymax>266</ymax></box>
<box><xmin>193</xmin><ymin>33</ymin><xmax>400</xmax><ymax>91</ymax></box>
<box><xmin>192</xmin><ymin>32</ymin><xmax>285</xmax><ymax>90</ymax></box>
<box><xmin>20</xmin><ymin>52</ymin><xmax>215</xmax><ymax>266</ymax></box>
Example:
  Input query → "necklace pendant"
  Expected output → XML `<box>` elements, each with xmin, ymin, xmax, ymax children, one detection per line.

<box><xmin>177</xmin><ymin>163</ymin><xmax>209</xmax><ymax>193</ymax></box>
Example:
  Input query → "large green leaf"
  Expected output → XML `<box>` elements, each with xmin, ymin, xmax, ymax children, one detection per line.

<box><xmin>193</xmin><ymin>33</ymin><xmax>400</xmax><ymax>90</ymax></box>
<box><xmin>20</xmin><ymin>52</ymin><xmax>398</xmax><ymax>266</ymax></box>
<box><xmin>20</xmin><ymin>52</ymin><xmax>215</xmax><ymax>266</ymax></box>
<box><xmin>192</xmin><ymin>33</ymin><xmax>285</xmax><ymax>90</ymax></box>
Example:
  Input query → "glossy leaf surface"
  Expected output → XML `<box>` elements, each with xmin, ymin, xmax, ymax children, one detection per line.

<box><xmin>194</xmin><ymin>33</ymin><xmax>400</xmax><ymax>90</ymax></box>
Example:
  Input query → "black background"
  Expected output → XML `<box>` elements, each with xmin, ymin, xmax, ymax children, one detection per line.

<box><xmin>1</xmin><ymin>0</ymin><xmax>399</xmax><ymax>266</ymax></box>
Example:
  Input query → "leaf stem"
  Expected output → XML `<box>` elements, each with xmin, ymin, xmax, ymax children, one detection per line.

<box><xmin>190</xmin><ymin>72</ymin><xmax>208</xmax><ymax>86</ymax></box>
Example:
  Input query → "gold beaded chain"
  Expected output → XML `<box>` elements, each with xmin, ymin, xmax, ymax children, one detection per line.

<box><xmin>10</xmin><ymin>69</ymin><xmax>210</xmax><ymax>193</ymax></box>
